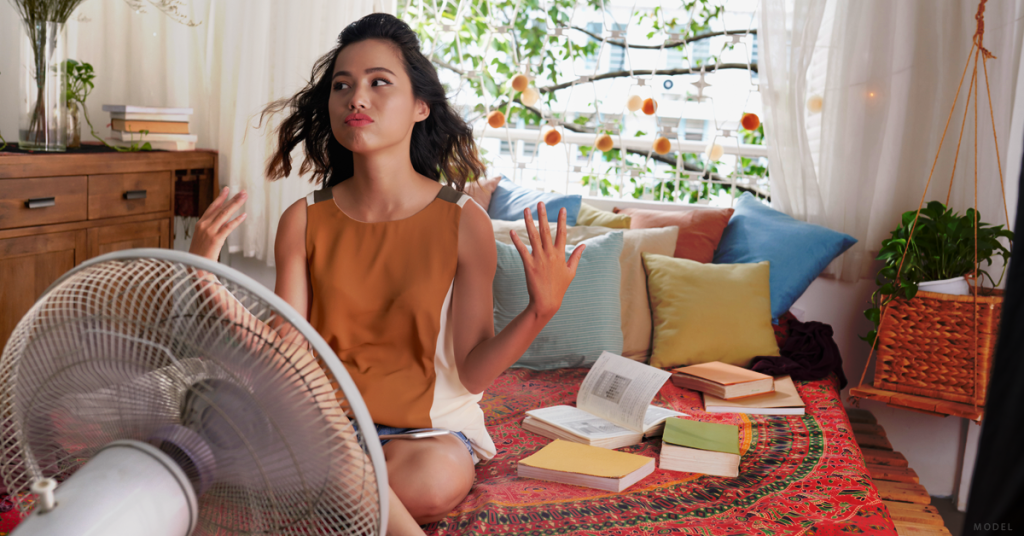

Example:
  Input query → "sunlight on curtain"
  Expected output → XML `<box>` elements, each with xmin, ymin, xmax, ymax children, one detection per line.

<box><xmin>63</xmin><ymin>0</ymin><xmax>392</xmax><ymax>266</ymax></box>
<box><xmin>762</xmin><ymin>0</ymin><xmax>1024</xmax><ymax>282</ymax></box>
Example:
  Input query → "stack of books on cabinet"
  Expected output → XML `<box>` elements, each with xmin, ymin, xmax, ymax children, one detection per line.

<box><xmin>103</xmin><ymin>105</ymin><xmax>196</xmax><ymax>151</ymax></box>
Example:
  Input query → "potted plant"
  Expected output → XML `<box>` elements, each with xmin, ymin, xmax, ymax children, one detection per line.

<box><xmin>862</xmin><ymin>200</ymin><xmax>1013</xmax><ymax>345</ymax></box>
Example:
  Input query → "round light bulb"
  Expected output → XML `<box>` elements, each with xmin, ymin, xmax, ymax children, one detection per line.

<box><xmin>487</xmin><ymin>110</ymin><xmax>506</xmax><ymax>128</ymax></box>
<box><xmin>806</xmin><ymin>94</ymin><xmax>823</xmax><ymax>114</ymax></box>
<box><xmin>511</xmin><ymin>74</ymin><xmax>529</xmax><ymax>92</ymax></box>
<box><xmin>705</xmin><ymin>143</ymin><xmax>724</xmax><ymax>161</ymax></box>
<box><xmin>521</xmin><ymin>86</ymin><xmax>540</xmax><ymax>106</ymax></box>
<box><xmin>626</xmin><ymin>95</ymin><xmax>643</xmax><ymax>112</ymax></box>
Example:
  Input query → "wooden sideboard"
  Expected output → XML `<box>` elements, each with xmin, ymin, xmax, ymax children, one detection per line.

<box><xmin>0</xmin><ymin>146</ymin><xmax>218</xmax><ymax>351</ymax></box>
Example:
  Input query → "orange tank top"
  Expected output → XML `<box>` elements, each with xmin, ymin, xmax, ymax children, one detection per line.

<box><xmin>305</xmin><ymin>185</ymin><xmax>496</xmax><ymax>461</ymax></box>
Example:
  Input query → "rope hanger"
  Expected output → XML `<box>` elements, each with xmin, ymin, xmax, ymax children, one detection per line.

<box><xmin>852</xmin><ymin>0</ymin><xmax>1010</xmax><ymax>418</ymax></box>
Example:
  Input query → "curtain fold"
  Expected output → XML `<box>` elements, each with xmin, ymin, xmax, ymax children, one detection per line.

<box><xmin>60</xmin><ymin>0</ymin><xmax>389</xmax><ymax>265</ymax></box>
<box><xmin>759</xmin><ymin>0</ymin><xmax>827</xmax><ymax>226</ymax></box>
<box><xmin>761</xmin><ymin>0</ymin><xmax>1024</xmax><ymax>281</ymax></box>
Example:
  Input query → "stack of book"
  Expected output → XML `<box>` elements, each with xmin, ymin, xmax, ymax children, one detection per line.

<box><xmin>102</xmin><ymin>105</ymin><xmax>196</xmax><ymax>151</ymax></box>
<box><xmin>702</xmin><ymin>375</ymin><xmax>806</xmax><ymax>416</ymax></box>
<box><xmin>659</xmin><ymin>417</ymin><xmax>741</xmax><ymax>477</ymax></box>
<box><xmin>670</xmin><ymin>361</ymin><xmax>775</xmax><ymax>399</ymax></box>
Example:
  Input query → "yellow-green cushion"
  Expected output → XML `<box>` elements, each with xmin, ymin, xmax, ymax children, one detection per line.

<box><xmin>575</xmin><ymin>203</ymin><xmax>631</xmax><ymax>228</ymax></box>
<box><xmin>642</xmin><ymin>253</ymin><xmax>779</xmax><ymax>369</ymax></box>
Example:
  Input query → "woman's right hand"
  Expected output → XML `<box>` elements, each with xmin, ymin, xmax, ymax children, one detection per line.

<box><xmin>189</xmin><ymin>187</ymin><xmax>248</xmax><ymax>262</ymax></box>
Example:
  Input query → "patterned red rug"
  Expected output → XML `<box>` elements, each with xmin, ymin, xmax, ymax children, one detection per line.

<box><xmin>423</xmin><ymin>316</ymin><xmax>895</xmax><ymax>535</ymax></box>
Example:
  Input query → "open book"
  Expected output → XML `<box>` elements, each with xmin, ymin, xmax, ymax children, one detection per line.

<box><xmin>522</xmin><ymin>351</ymin><xmax>687</xmax><ymax>449</ymax></box>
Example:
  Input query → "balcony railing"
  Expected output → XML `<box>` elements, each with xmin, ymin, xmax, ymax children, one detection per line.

<box><xmin>472</xmin><ymin>125</ymin><xmax>770</xmax><ymax>207</ymax></box>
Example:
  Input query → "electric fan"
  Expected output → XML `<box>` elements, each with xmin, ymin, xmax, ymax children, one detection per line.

<box><xmin>0</xmin><ymin>249</ymin><xmax>389</xmax><ymax>535</ymax></box>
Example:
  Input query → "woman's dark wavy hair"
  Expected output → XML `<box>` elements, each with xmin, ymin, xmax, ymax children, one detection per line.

<box><xmin>262</xmin><ymin>13</ymin><xmax>484</xmax><ymax>191</ymax></box>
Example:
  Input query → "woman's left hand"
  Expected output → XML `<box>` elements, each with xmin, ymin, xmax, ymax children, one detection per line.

<box><xmin>509</xmin><ymin>202</ymin><xmax>585</xmax><ymax>320</ymax></box>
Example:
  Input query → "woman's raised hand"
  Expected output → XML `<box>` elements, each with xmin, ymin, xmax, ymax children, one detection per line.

<box><xmin>509</xmin><ymin>202</ymin><xmax>585</xmax><ymax>320</ymax></box>
<box><xmin>189</xmin><ymin>186</ymin><xmax>248</xmax><ymax>262</ymax></box>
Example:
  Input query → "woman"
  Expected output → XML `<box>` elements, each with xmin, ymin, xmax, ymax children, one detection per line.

<box><xmin>188</xmin><ymin>13</ymin><xmax>584</xmax><ymax>535</ymax></box>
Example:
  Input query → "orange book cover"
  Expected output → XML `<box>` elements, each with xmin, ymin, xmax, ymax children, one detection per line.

<box><xmin>111</xmin><ymin>119</ymin><xmax>189</xmax><ymax>134</ymax></box>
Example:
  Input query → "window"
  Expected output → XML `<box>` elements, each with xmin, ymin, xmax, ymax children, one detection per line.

<box><xmin>667</xmin><ymin>43</ymin><xmax>684</xmax><ymax>69</ymax></box>
<box><xmin>522</xmin><ymin>122</ymin><xmax>539</xmax><ymax>156</ymax></box>
<box><xmin>609</xmin><ymin>23</ymin><xmax>626</xmax><ymax>72</ymax></box>
<box><xmin>584</xmin><ymin>22</ymin><xmax>602</xmax><ymax>70</ymax></box>
<box><xmin>684</xmin><ymin>119</ymin><xmax>705</xmax><ymax>141</ymax></box>
<box><xmin>692</xmin><ymin>39</ymin><xmax>710</xmax><ymax>66</ymax></box>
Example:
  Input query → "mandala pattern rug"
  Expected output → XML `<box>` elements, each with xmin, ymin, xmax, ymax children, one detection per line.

<box><xmin>426</xmin><ymin>319</ymin><xmax>896</xmax><ymax>536</ymax></box>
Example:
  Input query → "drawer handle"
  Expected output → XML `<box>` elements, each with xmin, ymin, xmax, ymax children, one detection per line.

<box><xmin>124</xmin><ymin>190</ymin><xmax>147</xmax><ymax>200</ymax></box>
<box><xmin>26</xmin><ymin>197</ymin><xmax>55</xmax><ymax>209</ymax></box>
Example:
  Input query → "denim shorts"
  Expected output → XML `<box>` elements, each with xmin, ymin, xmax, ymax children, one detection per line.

<box><xmin>360</xmin><ymin>423</ymin><xmax>475</xmax><ymax>458</ymax></box>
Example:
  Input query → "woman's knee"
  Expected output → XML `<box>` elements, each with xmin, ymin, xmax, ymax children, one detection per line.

<box><xmin>385</xmin><ymin>436</ymin><xmax>475</xmax><ymax>523</ymax></box>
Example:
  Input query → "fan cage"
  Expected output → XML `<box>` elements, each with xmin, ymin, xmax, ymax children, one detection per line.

<box><xmin>0</xmin><ymin>250</ymin><xmax>388</xmax><ymax>536</ymax></box>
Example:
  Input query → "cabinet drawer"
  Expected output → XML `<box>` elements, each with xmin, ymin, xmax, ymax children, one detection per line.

<box><xmin>0</xmin><ymin>176</ymin><xmax>88</xmax><ymax>230</ymax></box>
<box><xmin>88</xmin><ymin>172</ymin><xmax>171</xmax><ymax>220</ymax></box>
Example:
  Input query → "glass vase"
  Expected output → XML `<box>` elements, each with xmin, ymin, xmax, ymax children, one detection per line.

<box><xmin>67</xmin><ymin>102</ymin><xmax>81</xmax><ymax>149</ymax></box>
<box><xmin>19</xmin><ymin>21</ymin><xmax>67</xmax><ymax>152</ymax></box>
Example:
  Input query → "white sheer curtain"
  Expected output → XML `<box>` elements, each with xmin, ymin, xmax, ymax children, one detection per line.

<box><xmin>43</xmin><ymin>0</ymin><xmax>391</xmax><ymax>264</ymax></box>
<box><xmin>759</xmin><ymin>0</ymin><xmax>828</xmax><ymax>226</ymax></box>
<box><xmin>761</xmin><ymin>0</ymin><xmax>1024</xmax><ymax>281</ymax></box>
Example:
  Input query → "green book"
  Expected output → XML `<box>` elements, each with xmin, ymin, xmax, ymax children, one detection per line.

<box><xmin>662</xmin><ymin>418</ymin><xmax>739</xmax><ymax>455</ymax></box>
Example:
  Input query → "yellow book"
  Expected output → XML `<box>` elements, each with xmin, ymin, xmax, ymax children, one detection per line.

<box><xmin>517</xmin><ymin>439</ymin><xmax>655</xmax><ymax>491</ymax></box>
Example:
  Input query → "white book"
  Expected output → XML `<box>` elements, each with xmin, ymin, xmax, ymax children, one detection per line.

<box><xmin>109</xmin><ymin>112</ymin><xmax>191</xmax><ymax>122</ymax></box>
<box><xmin>521</xmin><ymin>351</ymin><xmax>687</xmax><ymax>449</ymax></box>
<box><xmin>103</xmin><ymin>104</ymin><xmax>194</xmax><ymax>115</ymax></box>
<box><xmin>106</xmin><ymin>139</ymin><xmax>197</xmax><ymax>151</ymax></box>
<box><xmin>109</xmin><ymin>130</ymin><xmax>198</xmax><ymax>142</ymax></box>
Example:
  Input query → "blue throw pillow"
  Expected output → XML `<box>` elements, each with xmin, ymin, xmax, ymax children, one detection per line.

<box><xmin>487</xmin><ymin>176</ymin><xmax>582</xmax><ymax>225</ymax></box>
<box><xmin>493</xmin><ymin>231</ymin><xmax>623</xmax><ymax>370</ymax></box>
<box><xmin>713</xmin><ymin>193</ymin><xmax>857</xmax><ymax>320</ymax></box>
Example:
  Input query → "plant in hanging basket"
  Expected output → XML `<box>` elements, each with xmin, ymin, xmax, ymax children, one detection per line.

<box><xmin>862</xmin><ymin>201</ymin><xmax>1013</xmax><ymax>345</ymax></box>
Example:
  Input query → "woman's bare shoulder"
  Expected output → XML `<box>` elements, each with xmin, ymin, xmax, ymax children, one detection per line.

<box><xmin>276</xmin><ymin>197</ymin><xmax>310</xmax><ymax>257</ymax></box>
<box><xmin>457</xmin><ymin>196</ymin><xmax>496</xmax><ymax>263</ymax></box>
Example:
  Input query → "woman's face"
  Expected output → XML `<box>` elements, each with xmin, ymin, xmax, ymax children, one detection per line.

<box><xmin>328</xmin><ymin>39</ymin><xmax>429</xmax><ymax>155</ymax></box>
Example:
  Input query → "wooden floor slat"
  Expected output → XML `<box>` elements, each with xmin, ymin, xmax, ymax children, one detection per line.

<box><xmin>883</xmin><ymin>501</ymin><xmax>943</xmax><ymax>526</ymax></box>
<box><xmin>846</xmin><ymin>407</ymin><xmax>878</xmax><ymax>424</ymax></box>
<box><xmin>868</xmin><ymin>464</ymin><xmax>920</xmax><ymax>483</ymax></box>
<box><xmin>852</xmin><ymin>422</ymin><xmax>887</xmax><ymax>436</ymax></box>
<box><xmin>894</xmin><ymin>521</ymin><xmax>953</xmax><ymax>536</ymax></box>
<box><xmin>856</xmin><ymin>431</ymin><xmax>894</xmax><ymax>450</ymax></box>
<box><xmin>862</xmin><ymin>447</ymin><xmax>909</xmax><ymax>467</ymax></box>
<box><xmin>875</xmin><ymin>480</ymin><xmax>931</xmax><ymax>505</ymax></box>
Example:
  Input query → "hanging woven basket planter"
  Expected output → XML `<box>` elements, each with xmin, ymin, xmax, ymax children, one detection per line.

<box><xmin>849</xmin><ymin>0</ymin><xmax>1012</xmax><ymax>422</ymax></box>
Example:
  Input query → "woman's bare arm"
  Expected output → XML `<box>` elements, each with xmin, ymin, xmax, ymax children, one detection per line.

<box><xmin>451</xmin><ymin>200</ymin><xmax>583</xmax><ymax>394</ymax></box>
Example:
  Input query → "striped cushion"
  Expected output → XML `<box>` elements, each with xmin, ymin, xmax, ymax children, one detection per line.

<box><xmin>493</xmin><ymin>231</ymin><xmax>624</xmax><ymax>370</ymax></box>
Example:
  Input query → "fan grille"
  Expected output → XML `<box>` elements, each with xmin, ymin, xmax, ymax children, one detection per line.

<box><xmin>0</xmin><ymin>254</ymin><xmax>383</xmax><ymax>535</ymax></box>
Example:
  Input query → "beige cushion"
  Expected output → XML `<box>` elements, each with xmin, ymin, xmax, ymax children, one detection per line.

<box><xmin>575</xmin><ymin>203</ymin><xmax>631</xmax><ymax>228</ymax></box>
<box><xmin>464</xmin><ymin>176</ymin><xmax>501</xmax><ymax>211</ymax></box>
<box><xmin>642</xmin><ymin>253</ymin><xmax>780</xmax><ymax>369</ymax></box>
<box><xmin>492</xmin><ymin>221</ymin><xmax>678</xmax><ymax>361</ymax></box>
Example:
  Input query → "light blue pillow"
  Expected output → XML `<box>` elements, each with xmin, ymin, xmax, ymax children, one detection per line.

<box><xmin>713</xmin><ymin>193</ymin><xmax>857</xmax><ymax>320</ymax></box>
<box><xmin>493</xmin><ymin>231</ymin><xmax>623</xmax><ymax>370</ymax></box>
<box><xmin>487</xmin><ymin>176</ymin><xmax>582</xmax><ymax>225</ymax></box>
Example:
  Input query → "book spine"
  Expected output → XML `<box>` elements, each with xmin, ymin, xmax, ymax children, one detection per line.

<box><xmin>111</xmin><ymin>119</ymin><xmax>190</xmax><ymax>134</ymax></box>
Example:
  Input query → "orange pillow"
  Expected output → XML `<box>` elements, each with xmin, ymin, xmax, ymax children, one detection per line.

<box><xmin>612</xmin><ymin>207</ymin><xmax>734</xmax><ymax>263</ymax></box>
<box><xmin>464</xmin><ymin>176</ymin><xmax>501</xmax><ymax>211</ymax></box>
